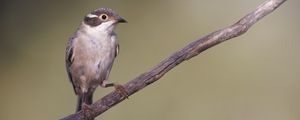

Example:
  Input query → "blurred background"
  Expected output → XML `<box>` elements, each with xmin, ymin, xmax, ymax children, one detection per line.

<box><xmin>0</xmin><ymin>0</ymin><xmax>299</xmax><ymax>120</ymax></box>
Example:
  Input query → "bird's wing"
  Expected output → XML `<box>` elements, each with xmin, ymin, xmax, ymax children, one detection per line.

<box><xmin>65</xmin><ymin>35</ymin><xmax>77</xmax><ymax>94</ymax></box>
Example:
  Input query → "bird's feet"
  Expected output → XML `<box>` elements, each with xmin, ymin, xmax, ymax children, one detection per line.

<box><xmin>101</xmin><ymin>81</ymin><xmax>129</xmax><ymax>99</ymax></box>
<box><xmin>82</xmin><ymin>103</ymin><xmax>93</xmax><ymax>120</ymax></box>
<box><xmin>114</xmin><ymin>84</ymin><xmax>129</xmax><ymax>99</ymax></box>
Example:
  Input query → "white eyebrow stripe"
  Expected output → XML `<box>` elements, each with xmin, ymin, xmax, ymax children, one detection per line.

<box><xmin>86</xmin><ymin>14</ymin><xmax>98</xmax><ymax>18</ymax></box>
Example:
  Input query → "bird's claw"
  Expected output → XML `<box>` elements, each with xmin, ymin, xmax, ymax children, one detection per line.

<box><xmin>82</xmin><ymin>103</ymin><xmax>93</xmax><ymax>120</ymax></box>
<box><xmin>114</xmin><ymin>84</ymin><xmax>129</xmax><ymax>99</ymax></box>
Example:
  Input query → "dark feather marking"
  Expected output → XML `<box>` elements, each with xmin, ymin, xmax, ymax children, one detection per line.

<box><xmin>97</xmin><ymin>62</ymin><xmax>101</xmax><ymax>69</ymax></box>
<box><xmin>84</xmin><ymin>16</ymin><xmax>102</xmax><ymax>27</ymax></box>
<box><xmin>67</xmin><ymin>47</ymin><xmax>74</xmax><ymax>64</ymax></box>
<box><xmin>115</xmin><ymin>44</ymin><xmax>119</xmax><ymax>57</ymax></box>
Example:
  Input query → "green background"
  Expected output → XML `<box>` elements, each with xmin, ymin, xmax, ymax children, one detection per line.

<box><xmin>1</xmin><ymin>0</ymin><xmax>299</xmax><ymax>120</ymax></box>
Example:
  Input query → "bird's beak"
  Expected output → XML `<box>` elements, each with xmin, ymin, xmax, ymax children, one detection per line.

<box><xmin>116</xmin><ymin>16</ymin><xmax>127</xmax><ymax>23</ymax></box>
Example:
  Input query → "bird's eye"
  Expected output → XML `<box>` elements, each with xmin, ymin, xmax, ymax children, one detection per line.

<box><xmin>99</xmin><ymin>14</ymin><xmax>108</xmax><ymax>21</ymax></box>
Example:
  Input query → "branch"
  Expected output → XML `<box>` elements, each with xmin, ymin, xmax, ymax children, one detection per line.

<box><xmin>61</xmin><ymin>0</ymin><xmax>286</xmax><ymax>119</ymax></box>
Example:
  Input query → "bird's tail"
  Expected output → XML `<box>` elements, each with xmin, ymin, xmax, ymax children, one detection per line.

<box><xmin>76</xmin><ymin>93</ymin><xmax>93</xmax><ymax>112</ymax></box>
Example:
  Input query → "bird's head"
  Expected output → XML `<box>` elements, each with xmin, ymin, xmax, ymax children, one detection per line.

<box><xmin>82</xmin><ymin>8</ymin><xmax>127</xmax><ymax>34</ymax></box>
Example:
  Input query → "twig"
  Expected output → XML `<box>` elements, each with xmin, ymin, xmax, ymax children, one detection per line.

<box><xmin>60</xmin><ymin>0</ymin><xmax>286</xmax><ymax>119</ymax></box>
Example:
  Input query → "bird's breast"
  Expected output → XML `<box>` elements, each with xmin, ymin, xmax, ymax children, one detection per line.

<box><xmin>72</xmin><ymin>33</ymin><xmax>116</xmax><ymax>80</ymax></box>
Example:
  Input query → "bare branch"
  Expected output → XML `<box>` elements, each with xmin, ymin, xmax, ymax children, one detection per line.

<box><xmin>60</xmin><ymin>0</ymin><xmax>287</xmax><ymax>119</ymax></box>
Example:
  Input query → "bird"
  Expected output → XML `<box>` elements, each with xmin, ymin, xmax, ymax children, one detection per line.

<box><xmin>65</xmin><ymin>8</ymin><xmax>128</xmax><ymax>116</ymax></box>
